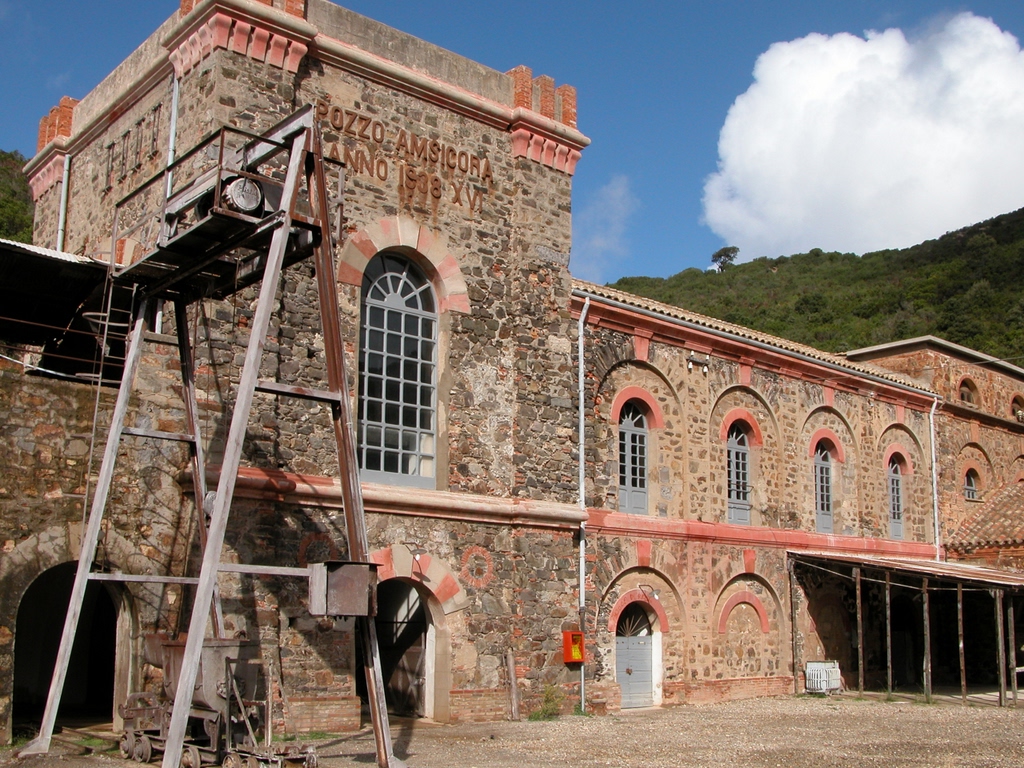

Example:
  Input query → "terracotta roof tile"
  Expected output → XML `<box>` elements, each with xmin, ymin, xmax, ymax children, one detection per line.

<box><xmin>949</xmin><ymin>482</ymin><xmax>1024</xmax><ymax>550</ymax></box>
<box><xmin>572</xmin><ymin>279</ymin><xmax>932</xmax><ymax>392</ymax></box>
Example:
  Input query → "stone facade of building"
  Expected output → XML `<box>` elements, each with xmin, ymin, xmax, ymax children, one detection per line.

<box><xmin>4</xmin><ymin>0</ymin><xmax>1024</xmax><ymax>747</ymax></box>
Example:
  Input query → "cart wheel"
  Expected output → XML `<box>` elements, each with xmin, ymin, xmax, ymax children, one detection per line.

<box><xmin>222</xmin><ymin>752</ymin><xmax>243</xmax><ymax>768</ymax></box>
<box><xmin>180</xmin><ymin>744</ymin><xmax>202</xmax><ymax>768</ymax></box>
<box><xmin>303</xmin><ymin>752</ymin><xmax>318</xmax><ymax>768</ymax></box>
<box><xmin>119</xmin><ymin>731</ymin><xmax>136</xmax><ymax>760</ymax></box>
<box><xmin>245</xmin><ymin>755</ymin><xmax>260</xmax><ymax>768</ymax></box>
<box><xmin>134</xmin><ymin>735</ymin><xmax>153</xmax><ymax>763</ymax></box>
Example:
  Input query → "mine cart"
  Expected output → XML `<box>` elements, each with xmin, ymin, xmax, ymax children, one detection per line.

<box><xmin>119</xmin><ymin>634</ymin><xmax>316</xmax><ymax>768</ymax></box>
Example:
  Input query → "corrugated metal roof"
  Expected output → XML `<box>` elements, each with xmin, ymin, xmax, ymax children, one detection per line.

<box><xmin>573</xmin><ymin>279</ymin><xmax>933</xmax><ymax>392</ymax></box>
<box><xmin>790</xmin><ymin>550</ymin><xmax>1024</xmax><ymax>588</ymax></box>
<box><xmin>948</xmin><ymin>482</ymin><xmax>1024</xmax><ymax>550</ymax></box>
<box><xmin>0</xmin><ymin>237</ymin><xmax>96</xmax><ymax>265</ymax></box>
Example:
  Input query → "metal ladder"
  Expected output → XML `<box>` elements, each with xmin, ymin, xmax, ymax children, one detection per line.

<box><xmin>20</xmin><ymin>106</ymin><xmax>401</xmax><ymax>768</ymax></box>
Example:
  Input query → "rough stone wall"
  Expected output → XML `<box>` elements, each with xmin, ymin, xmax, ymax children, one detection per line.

<box><xmin>0</xmin><ymin>352</ymin><xmax>194</xmax><ymax>744</ymax></box>
<box><xmin>589</xmin><ymin>533</ymin><xmax>792</xmax><ymax>703</ymax></box>
<box><xmin>584</xmin><ymin>329</ymin><xmax>936</xmax><ymax>542</ymax></box>
<box><xmin>861</xmin><ymin>348</ymin><xmax>1024</xmax><ymax>538</ymax></box>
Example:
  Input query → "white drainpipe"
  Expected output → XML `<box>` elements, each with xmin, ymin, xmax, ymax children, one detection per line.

<box><xmin>929</xmin><ymin>397</ymin><xmax>942</xmax><ymax>560</ymax></box>
<box><xmin>55</xmin><ymin>153</ymin><xmax>71</xmax><ymax>251</ymax></box>
<box><xmin>577</xmin><ymin>296</ymin><xmax>590</xmax><ymax>711</ymax></box>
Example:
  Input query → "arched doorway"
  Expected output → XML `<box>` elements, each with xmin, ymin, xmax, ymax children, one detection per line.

<box><xmin>359</xmin><ymin>580</ymin><xmax>432</xmax><ymax>718</ymax></box>
<box><xmin>13</xmin><ymin>562</ymin><xmax>117</xmax><ymax>728</ymax></box>
<box><xmin>615</xmin><ymin>602</ymin><xmax>654</xmax><ymax>708</ymax></box>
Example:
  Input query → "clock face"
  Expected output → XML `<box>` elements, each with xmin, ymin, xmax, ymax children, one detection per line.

<box><xmin>224</xmin><ymin>177</ymin><xmax>263</xmax><ymax>213</ymax></box>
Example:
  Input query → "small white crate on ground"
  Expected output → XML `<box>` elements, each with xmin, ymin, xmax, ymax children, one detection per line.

<box><xmin>805</xmin><ymin>660</ymin><xmax>842</xmax><ymax>693</ymax></box>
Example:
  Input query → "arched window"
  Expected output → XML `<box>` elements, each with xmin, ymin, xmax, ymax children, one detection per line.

<box><xmin>618</xmin><ymin>401</ymin><xmax>648</xmax><ymax>514</ymax></box>
<box><xmin>814</xmin><ymin>442</ymin><xmax>833</xmax><ymax>533</ymax></box>
<box><xmin>1011</xmin><ymin>396</ymin><xmax>1024</xmax><ymax>423</ymax></box>
<box><xmin>964</xmin><ymin>468</ymin><xmax>980</xmax><ymax>501</ymax></box>
<box><xmin>358</xmin><ymin>253</ymin><xmax>437</xmax><ymax>487</ymax></box>
<box><xmin>888</xmin><ymin>456</ymin><xmax>904</xmax><ymax>540</ymax></box>
<box><xmin>727</xmin><ymin>424</ymin><xmax>751</xmax><ymax>524</ymax></box>
<box><xmin>959</xmin><ymin>378</ymin><xmax>978</xmax><ymax>405</ymax></box>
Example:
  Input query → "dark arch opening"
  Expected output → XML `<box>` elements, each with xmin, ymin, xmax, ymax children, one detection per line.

<box><xmin>356</xmin><ymin>579</ymin><xmax>428</xmax><ymax>717</ymax></box>
<box><xmin>13</xmin><ymin>562</ymin><xmax>117</xmax><ymax>729</ymax></box>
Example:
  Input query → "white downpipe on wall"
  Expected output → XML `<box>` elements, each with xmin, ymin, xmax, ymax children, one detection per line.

<box><xmin>55</xmin><ymin>154</ymin><xmax>71</xmax><ymax>251</ymax></box>
<box><xmin>576</xmin><ymin>296</ymin><xmax>590</xmax><ymax>712</ymax></box>
<box><xmin>929</xmin><ymin>397</ymin><xmax>942</xmax><ymax>560</ymax></box>
<box><xmin>154</xmin><ymin>74</ymin><xmax>181</xmax><ymax>335</ymax></box>
<box><xmin>165</xmin><ymin>75</ymin><xmax>180</xmax><ymax>200</ymax></box>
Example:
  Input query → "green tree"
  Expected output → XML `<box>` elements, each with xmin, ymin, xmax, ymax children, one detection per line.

<box><xmin>0</xmin><ymin>150</ymin><xmax>34</xmax><ymax>243</ymax></box>
<box><xmin>711</xmin><ymin>246</ymin><xmax>738</xmax><ymax>271</ymax></box>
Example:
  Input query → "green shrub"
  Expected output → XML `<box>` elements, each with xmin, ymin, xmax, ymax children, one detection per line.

<box><xmin>527</xmin><ymin>684</ymin><xmax>564</xmax><ymax>721</ymax></box>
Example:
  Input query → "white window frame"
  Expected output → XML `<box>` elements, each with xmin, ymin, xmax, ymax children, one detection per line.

<box><xmin>727</xmin><ymin>424</ymin><xmax>751</xmax><ymax>524</ymax></box>
<box><xmin>814</xmin><ymin>443</ymin><xmax>833</xmax><ymax>533</ymax></box>
<box><xmin>357</xmin><ymin>253</ymin><xmax>437</xmax><ymax>488</ymax></box>
<box><xmin>964</xmin><ymin>469</ymin><xmax>979</xmax><ymax>501</ymax></box>
<box><xmin>888</xmin><ymin>457</ymin><xmax>904</xmax><ymax>540</ymax></box>
<box><xmin>618</xmin><ymin>401</ymin><xmax>648</xmax><ymax>514</ymax></box>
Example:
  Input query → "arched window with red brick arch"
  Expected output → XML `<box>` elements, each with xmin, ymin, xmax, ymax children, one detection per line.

<box><xmin>618</xmin><ymin>401</ymin><xmax>649</xmax><ymax>514</ymax></box>
<box><xmin>814</xmin><ymin>439</ymin><xmax>835</xmax><ymax>533</ymax></box>
<box><xmin>727</xmin><ymin>424</ymin><xmax>751</xmax><ymax>524</ymax></box>
<box><xmin>888</xmin><ymin>454</ymin><xmax>905</xmax><ymax>540</ymax></box>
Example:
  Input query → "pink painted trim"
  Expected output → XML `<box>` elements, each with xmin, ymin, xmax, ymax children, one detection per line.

<box><xmin>719</xmin><ymin>408</ymin><xmax>764</xmax><ymax>447</ymax></box>
<box><xmin>566</xmin><ymin>149</ymin><xmax>581</xmax><ymax>175</ymax></box>
<box><xmin>528</xmin><ymin>134</ymin><xmax>545</xmax><ymax>163</ymax></box>
<box><xmin>717</xmin><ymin>590</ymin><xmax>770</xmax><ymax>634</ymax></box>
<box><xmin>823</xmin><ymin>387</ymin><xmax>835</xmax><ymax>407</ymax></box>
<box><xmin>610</xmin><ymin>386</ymin><xmax>666</xmax><ymax>429</ymax></box>
<box><xmin>250</xmin><ymin>27</ymin><xmax>271</xmax><ymax>60</ymax></box>
<box><xmin>809</xmin><ymin>428</ymin><xmax>845</xmax><ymax>463</ymax></box>
<box><xmin>636</xmin><ymin>539</ymin><xmax>652</xmax><ymax>567</ymax></box>
<box><xmin>883</xmin><ymin>444</ymin><xmax>915</xmax><ymax>475</ymax></box>
<box><xmin>510</xmin><ymin>128</ymin><xmax>532</xmax><ymax>158</ymax></box>
<box><xmin>230</xmin><ymin>20</ymin><xmax>251</xmax><ymax>54</ymax></box>
<box><xmin>608</xmin><ymin>588</ymin><xmax>670</xmax><ymax>633</ymax></box>
<box><xmin>632</xmin><ymin>335</ymin><xmax>650</xmax><ymax>362</ymax></box>
<box><xmin>587</xmin><ymin>509</ymin><xmax>939</xmax><ymax>558</ymax></box>
<box><xmin>338</xmin><ymin>217</ymin><xmax>469</xmax><ymax>314</ymax></box>
<box><xmin>267</xmin><ymin>35</ymin><xmax>288</xmax><ymax>68</ymax></box>
<box><xmin>285</xmin><ymin>40</ymin><xmax>307</xmax><ymax>72</ymax></box>
<box><xmin>743</xmin><ymin>549</ymin><xmax>756</xmax><ymax>574</ymax></box>
<box><xmin>27</xmin><ymin>154</ymin><xmax>65</xmax><ymax>201</ymax></box>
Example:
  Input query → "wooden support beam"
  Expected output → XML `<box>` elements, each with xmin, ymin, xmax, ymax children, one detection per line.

<box><xmin>958</xmin><ymin>582</ymin><xmax>967</xmax><ymax>705</ymax></box>
<box><xmin>855</xmin><ymin>566</ymin><xmax>864</xmax><ymax>696</ymax></box>
<box><xmin>996</xmin><ymin>588</ymin><xmax>1007</xmax><ymax>707</ymax></box>
<box><xmin>925</xmin><ymin>581</ymin><xmax>933</xmax><ymax>708</ymax></box>
<box><xmin>789</xmin><ymin>559</ymin><xmax>800</xmax><ymax>695</ymax></box>
<box><xmin>1009</xmin><ymin>597</ymin><xmax>1017</xmax><ymax>707</ymax></box>
<box><xmin>886</xmin><ymin>572</ymin><xmax>892</xmax><ymax>696</ymax></box>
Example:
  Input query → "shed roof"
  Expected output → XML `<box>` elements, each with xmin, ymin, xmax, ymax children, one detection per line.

<box><xmin>948</xmin><ymin>482</ymin><xmax>1024</xmax><ymax>551</ymax></box>
<box><xmin>790</xmin><ymin>550</ymin><xmax>1024</xmax><ymax>589</ymax></box>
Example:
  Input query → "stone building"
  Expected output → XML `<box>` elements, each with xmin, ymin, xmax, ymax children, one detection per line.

<box><xmin>3</xmin><ymin>0</ymin><xmax>1024</xmax><ymax>746</ymax></box>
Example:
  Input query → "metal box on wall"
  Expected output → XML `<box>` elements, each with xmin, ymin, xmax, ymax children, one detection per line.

<box><xmin>308</xmin><ymin>561</ymin><xmax>378</xmax><ymax>617</ymax></box>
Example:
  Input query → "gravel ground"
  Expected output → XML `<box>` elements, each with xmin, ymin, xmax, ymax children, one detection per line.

<box><xmin>5</xmin><ymin>695</ymin><xmax>1024</xmax><ymax>768</ymax></box>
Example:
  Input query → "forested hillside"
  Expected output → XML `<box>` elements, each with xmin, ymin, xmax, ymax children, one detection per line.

<box><xmin>610</xmin><ymin>208</ymin><xmax>1024</xmax><ymax>361</ymax></box>
<box><xmin>0</xmin><ymin>150</ymin><xmax>33</xmax><ymax>243</ymax></box>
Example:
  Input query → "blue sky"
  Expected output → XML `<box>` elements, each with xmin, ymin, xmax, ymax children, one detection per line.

<box><xmin>2</xmin><ymin>1</ymin><xmax>1024</xmax><ymax>282</ymax></box>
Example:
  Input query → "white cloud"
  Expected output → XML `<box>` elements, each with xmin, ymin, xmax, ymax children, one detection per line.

<box><xmin>703</xmin><ymin>13</ymin><xmax>1024</xmax><ymax>259</ymax></box>
<box><xmin>570</xmin><ymin>175</ymin><xmax>639</xmax><ymax>283</ymax></box>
